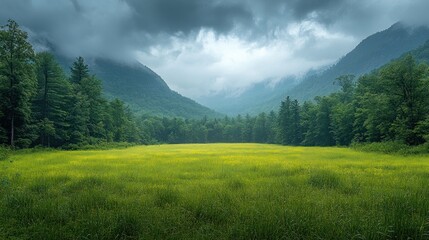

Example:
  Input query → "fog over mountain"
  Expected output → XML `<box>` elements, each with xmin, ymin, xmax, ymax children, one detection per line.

<box><xmin>2</xmin><ymin>0</ymin><xmax>429</xmax><ymax>98</ymax></box>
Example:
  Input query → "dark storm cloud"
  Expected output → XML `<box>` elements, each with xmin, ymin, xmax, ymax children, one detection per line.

<box><xmin>124</xmin><ymin>0</ymin><xmax>253</xmax><ymax>34</ymax></box>
<box><xmin>1</xmin><ymin>0</ymin><xmax>428</xmax><ymax>51</ymax></box>
<box><xmin>289</xmin><ymin>0</ymin><xmax>342</xmax><ymax>19</ymax></box>
<box><xmin>0</xmin><ymin>0</ymin><xmax>397</xmax><ymax>55</ymax></box>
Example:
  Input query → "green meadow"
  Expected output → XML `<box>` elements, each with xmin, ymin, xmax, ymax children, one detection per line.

<box><xmin>1</xmin><ymin>144</ymin><xmax>429</xmax><ymax>239</ymax></box>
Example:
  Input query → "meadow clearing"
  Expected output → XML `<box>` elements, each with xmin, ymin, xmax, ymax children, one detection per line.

<box><xmin>0</xmin><ymin>144</ymin><xmax>429</xmax><ymax>239</ymax></box>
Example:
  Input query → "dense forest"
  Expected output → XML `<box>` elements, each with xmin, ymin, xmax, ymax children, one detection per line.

<box><xmin>1</xmin><ymin>20</ymin><xmax>429</xmax><ymax>149</ymax></box>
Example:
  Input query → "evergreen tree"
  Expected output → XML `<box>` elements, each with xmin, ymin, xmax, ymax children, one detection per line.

<box><xmin>123</xmin><ymin>107</ymin><xmax>140</xmax><ymax>143</ymax></box>
<box><xmin>242</xmin><ymin>114</ymin><xmax>254</xmax><ymax>142</ymax></box>
<box><xmin>290</xmin><ymin>99</ymin><xmax>302</xmax><ymax>145</ymax></box>
<box><xmin>0</xmin><ymin>20</ymin><xmax>36</xmax><ymax>148</ymax></box>
<box><xmin>78</xmin><ymin>75</ymin><xmax>106</xmax><ymax>142</ymax></box>
<box><xmin>109</xmin><ymin>98</ymin><xmax>127</xmax><ymax>142</ymax></box>
<box><xmin>68</xmin><ymin>57</ymin><xmax>107</xmax><ymax>145</ymax></box>
<box><xmin>301</xmin><ymin>101</ymin><xmax>318</xmax><ymax>146</ymax></box>
<box><xmin>331</xmin><ymin>75</ymin><xmax>356</xmax><ymax>145</ymax></box>
<box><xmin>70</xmin><ymin>56</ymin><xmax>89</xmax><ymax>84</ymax></box>
<box><xmin>278</xmin><ymin>97</ymin><xmax>301</xmax><ymax>145</ymax></box>
<box><xmin>67</xmin><ymin>91</ymin><xmax>90</xmax><ymax>146</ymax></box>
<box><xmin>313</xmin><ymin>96</ymin><xmax>335</xmax><ymax>146</ymax></box>
<box><xmin>278</xmin><ymin>96</ymin><xmax>292</xmax><ymax>145</ymax></box>
<box><xmin>266</xmin><ymin>111</ymin><xmax>278</xmax><ymax>144</ymax></box>
<box><xmin>33</xmin><ymin>52</ymin><xmax>72</xmax><ymax>147</ymax></box>
<box><xmin>253</xmin><ymin>112</ymin><xmax>267</xmax><ymax>143</ymax></box>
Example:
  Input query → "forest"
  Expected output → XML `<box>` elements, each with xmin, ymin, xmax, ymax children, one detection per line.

<box><xmin>1</xmin><ymin>20</ymin><xmax>429</xmax><ymax>149</ymax></box>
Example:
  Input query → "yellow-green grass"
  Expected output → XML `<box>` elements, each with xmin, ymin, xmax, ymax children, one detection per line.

<box><xmin>1</xmin><ymin>144</ymin><xmax>429</xmax><ymax>239</ymax></box>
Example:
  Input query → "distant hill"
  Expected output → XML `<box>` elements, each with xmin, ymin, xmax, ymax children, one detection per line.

<box><xmin>57</xmin><ymin>56</ymin><xmax>221</xmax><ymax>119</ymax></box>
<box><xmin>200</xmin><ymin>22</ymin><xmax>429</xmax><ymax>115</ymax></box>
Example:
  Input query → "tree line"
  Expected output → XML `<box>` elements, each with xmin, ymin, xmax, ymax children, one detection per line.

<box><xmin>277</xmin><ymin>55</ymin><xmax>429</xmax><ymax>146</ymax></box>
<box><xmin>1</xmin><ymin>20</ymin><xmax>429</xmax><ymax>149</ymax></box>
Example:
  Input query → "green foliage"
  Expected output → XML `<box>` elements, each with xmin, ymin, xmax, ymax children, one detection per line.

<box><xmin>354</xmin><ymin>55</ymin><xmax>429</xmax><ymax>145</ymax></box>
<box><xmin>68</xmin><ymin>142</ymin><xmax>137</xmax><ymax>151</ymax></box>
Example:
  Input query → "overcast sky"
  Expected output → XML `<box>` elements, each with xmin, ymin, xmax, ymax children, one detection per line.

<box><xmin>1</xmin><ymin>0</ymin><xmax>429</xmax><ymax>98</ymax></box>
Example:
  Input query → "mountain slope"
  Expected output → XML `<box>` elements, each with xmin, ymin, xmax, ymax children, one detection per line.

<box><xmin>284</xmin><ymin>22</ymin><xmax>429</xmax><ymax>102</ymax></box>
<box><xmin>57</xmin><ymin>57</ymin><xmax>220</xmax><ymax>119</ymax></box>
<box><xmin>411</xmin><ymin>40</ymin><xmax>429</xmax><ymax>62</ymax></box>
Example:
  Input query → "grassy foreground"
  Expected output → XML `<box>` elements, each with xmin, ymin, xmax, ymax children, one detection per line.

<box><xmin>1</xmin><ymin>144</ymin><xmax>429</xmax><ymax>239</ymax></box>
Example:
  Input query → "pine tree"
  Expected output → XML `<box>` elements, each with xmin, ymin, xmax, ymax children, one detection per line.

<box><xmin>67</xmin><ymin>90</ymin><xmax>90</xmax><ymax>146</ymax></box>
<box><xmin>33</xmin><ymin>52</ymin><xmax>72</xmax><ymax>147</ymax></box>
<box><xmin>253</xmin><ymin>112</ymin><xmax>267</xmax><ymax>143</ymax></box>
<box><xmin>70</xmin><ymin>56</ymin><xmax>89</xmax><ymax>84</ymax></box>
<box><xmin>109</xmin><ymin>98</ymin><xmax>127</xmax><ymax>142</ymax></box>
<box><xmin>278</xmin><ymin>96</ymin><xmax>292</xmax><ymax>145</ymax></box>
<box><xmin>301</xmin><ymin>101</ymin><xmax>318</xmax><ymax>146</ymax></box>
<box><xmin>290</xmin><ymin>99</ymin><xmax>302</xmax><ymax>145</ymax></box>
<box><xmin>314</xmin><ymin>96</ymin><xmax>335</xmax><ymax>146</ymax></box>
<box><xmin>331</xmin><ymin>75</ymin><xmax>356</xmax><ymax>145</ymax></box>
<box><xmin>78</xmin><ymin>75</ymin><xmax>107</xmax><ymax>142</ymax></box>
<box><xmin>68</xmin><ymin>57</ymin><xmax>107</xmax><ymax>145</ymax></box>
<box><xmin>266</xmin><ymin>111</ymin><xmax>277</xmax><ymax>144</ymax></box>
<box><xmin>0</xmin><ymin>20</ymin><xmax>36</xmax><ymax>148</ymax></box>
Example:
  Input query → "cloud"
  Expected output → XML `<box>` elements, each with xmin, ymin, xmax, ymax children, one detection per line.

<box><xmin>124</xmin><ymin>0</ymin><xmax>253</xmax><ymax>35</ymax></box>
<box><xmin>1</xmin><ymin>0</ymin><xmax>428</xmax><ymax>98</ymax></box>
<box><xmin>137</xmin><ymin>23</ymin><xmax>355</xmax><ymax>98</ymax></box>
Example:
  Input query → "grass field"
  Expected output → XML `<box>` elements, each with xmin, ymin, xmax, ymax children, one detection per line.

<box><xmin>1</xmin><ymin>144</ymin><xmax>429</xmax><ymax>239</ymax></box>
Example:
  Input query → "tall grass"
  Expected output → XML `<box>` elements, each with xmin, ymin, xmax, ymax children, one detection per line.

<box><xmin>1</xmin><ymin>144</ymin><xmax>429</xmax><ymax>239</ymax></box>
<box><xmin>352</xmin><ymin>141</ymin><xmax>429</xmax><ymax>155</ymax></box>
<box><xmin>0</xmin><ymin>145</ymin><xmax>11</xmax><ymax>161</ymax></box>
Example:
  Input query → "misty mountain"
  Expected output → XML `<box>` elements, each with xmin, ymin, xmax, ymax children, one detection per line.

<box><xmin>201</xmin><ymin>22</ymin><xmax>429</xmax><ymax>115</ymax></box>
<box><xmin>196</xmin><ymin>76</ymin><xmax>298</xmax><ymax>116</ymax></box>
<box><xmin>57</xmin><ymin>56</ymin><xmax>220</xmax><ymax>119</ymax></box>
<box><xmin>284</xmin><ymin>22</ymin><xmax>429</xmax><ymax>101</ymax></box>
